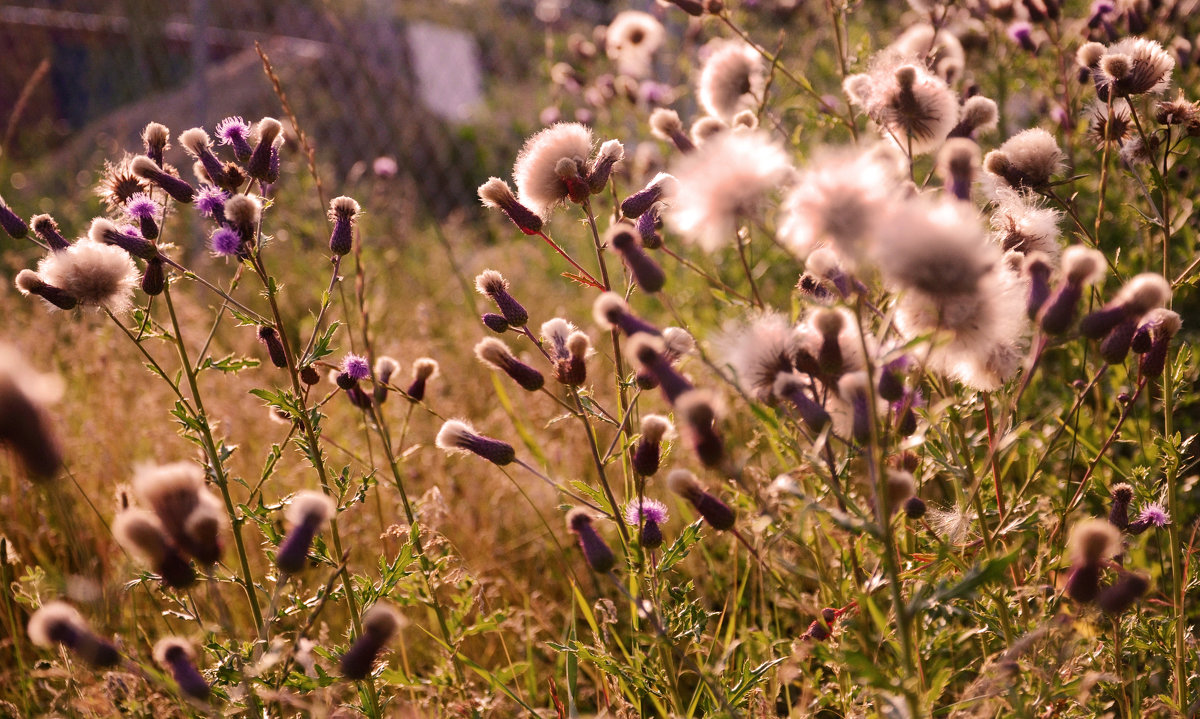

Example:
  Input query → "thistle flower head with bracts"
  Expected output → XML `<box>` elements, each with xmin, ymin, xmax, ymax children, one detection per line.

<box><xmin>475</xmin><ymin>269</ymin><xmax>529</xmax><ymax>327</ymax></box>
<box><xmin>27</xmin><ymin>601</ymin><xmax>121</xmax><ymax>668</ymax></box>
<box><xmin>697</xmin><ymin>41</ymin><xmax>765</xmax><ymax>123</ymax></box>
<box><xmin>667</xmin><ymin>468</ymin><xmax>736</xmax><ymax>531</ymax></box>
<box><xmin>132</xmin><ymin>462</ymin><xmax>225</xmax><ymax>565</ymax></box>
<box><xmin>624</xmin><ymin>498</ymin><xmax>669</xmax><ymax>550</ymax></box>
<box><xmin>112</xmin><ymin>508</ymin><xmax>196</xmax><ymax>588</ymax></box>
<box><xmin>512</xmin><ymin>123</ymin><xmax>595</xmax><ymax>218</ymax></box>
<box><xmin>567</xmin><ymin>508</ymin><xmax>616</xmax><ymax>573</ymax></box>
<box><xmin>340</xmin><ymin>604</ymin><xmax>400</xmax><ymax>680</ymax></box>
<box><xmin>844</xmin><ymin>59</ymin><xmax>960</xmax><ymax>155</ymax></box>
<box><xmin>327</xmin><ymin>196</ymin><xmax>362</xmax><ymax>257</ymax></box>
<box><xmin>406</xmin><ymin>358</ymin><xmax>439</xmax><ymax>402</ymax></box>
<box><xmin>215</xmin><ymin>115</ymin><xmax>253</xmax><ymax>161</ymax></box>
<box><xmin>19</xmin><ymin>238</ymin><xmax>139</xmax><ymax>314</ymax></box>
<box><xmin>1092</xmin><ymin>37</ymin><xmax>1175</xmax><ymax>100</ymax></box>
<box><xmin>436</xmin><ymin>419</ymin><xmax>516</xmax><ymax>466</ymax></box>
<box><xmin>277</xmin><ymin>490</ymin><xmax>336</xmax><ymax>574</ymax></box>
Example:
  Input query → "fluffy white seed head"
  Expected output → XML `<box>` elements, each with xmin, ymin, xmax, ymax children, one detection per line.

<box><xmin>412</xmin><ymin>358</ymin><xmax>439</xmax><ymax>381</ymax></box>
<box><xmin>513</xmin><ymin>123</ymin><xmax>594</xmax><ymax>217</ymax></box>
<box><xmin>256</xmin><ymin>117</ymin><xmax>283</xmax><ymax>145</ymax></box>
<box><xmin>662</xmin><ymin>327</ymin><xmax>695</xmax><ymax>357</ymax></box>
<box><xmin>286</xmin><ymin>489</ymin><xmax>336</xmax><ymax>527</ymax></box>
<box><xmin>690</xmin><ymin>116</ymin><xmax>728</xmax><ymax>145</ymax></box>
<box><xmin>640</xmin><ymin>414</ymin><xmax>674</xmax><ymax>444</ymax></box>
<box><xmin>1061</xmin><ymin>245</ymin><xmax>1107</xmax><ymax>286</ymax></box>
<box><xmin>178</xmin><ymin>128</ymin><xmax>211</xmax><ymax>156</ymax></box>
<box><xmin>474</xmin><ymin>269</ymin><xmax>507</xmax><ymax>296</ymax></box>
<box><xmin>649</xmin><ymin>108</ymin><xmax>684</xmax><ymax>140</ymax></box>
<box><xmin>224</xmin><ymin>194</ymin><xmax>262</xmax><ymax>227</ymax></box>
<box><xmin>592</xmin><ymin>292</ymin><xmax>628</xmax><ymax>329</ymax></box>
<box><xmin>1114</xmin><ymin>273</ymin><xmax>1170</xmax><ymax>314</ymax></box>
<box><xmin>436</xmin><ymin>420</ymin><xmax>476</xmax><ymax>453</ymax></box>
<box><xmin>35</xmin><ymin>238</ymin><xmax>137</xmax><ymax>313</ymax></box>
<box><xmin>697</xmin><ymin>42</ymin><xmax>765</xmax><ymax>122</ymax></box>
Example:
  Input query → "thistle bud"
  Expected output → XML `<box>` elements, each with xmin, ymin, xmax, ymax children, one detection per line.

<box><xmin>179</xmin><ymin>128</ymin><xmax>232</xmax><ymax>191</ymax></box>
<box><xmin>131</xmin><ymin>155</ymin><xmax>195</xmax><ymax>204</ymax></box>
<box><xmin>649</xmin><ymin>108</ymin><xmax>695</xmax><ymax>152</ymax></box>
<box><xmin>626</xmin><ymin>334</ymin><xmax>693</xmax><ymax>403</ymax></box>
<box><xmin>475</xmin><ymin>338</ymin><xmax>544</xmax><ymax>391</ymax></box>
<box><xmin>88</xmin><ymin>218</ymin><xmax>159</xmax><ymax>261</ymax></box>
<box><xmin>27</xmin><ymin>601</ymin><xmax>120</xmax><ymax>667</ymax></box>
<box><xmin>15</xmin><ymin>271</ymin><xmax>78</xmax><ymax>311</ymax></box>
<box><xmin>801</xmin><ymin>608</ymin><xmax>839</xmax><ymax>641</ymax></box>
<box><xmin>31</xmin><ymin>215</ymin><xmax>71</xmax><ymax>251</ymax></box>
<box><xmin>567</xmin><ymin>509</ymin><xmax>616</xmax><ymax>573</ymax></box>
<box><xmin>1040</xmin><ymin>246</ymin><xmax>1105</xmax><ymax>334</ymax></box>
<box><xmin>608</xmin><ymin>223</ymin><xmax>666</xmax><ymax>293</ymax></box>
<box><xmin>276</xmin><ymin>490</ymin><xmax>336</xmax><ymax>574</ymax></box>
<box><xmin>247</xmin><ymin>118</ymin><xmax>283</xmax><ymax>183</ymax></box>
<box><xmin>1096</xmin><ymin>571</ymin><xmax>1149</xmax><ymax>614</ymax></box>
<box><xmin>406</xmin><ymin>358</ymin><xmax>439</xmax><ymax>402</ymax></box>
<box><xmin>482</xmin><ymin>313</ymin><xmax>510</xmax><ymax>333</ymax></box>
<box><xmin>372</xmin><ymin>356</ymin><xmax>400</xmax><ymax>405</ymax></box>
<box><xmin>772</xmin><ymin>373</ymin><xmax>830</xmax><ymax>433</ymax></box>
<box><xmin>340</xmin><ymin>604</ymin><xmax>400</xmax><ymax>680</ymax></box>
<box><xmin>1099</xmin><ymin>317</ymin><xmax>1138</xmax><ymax>364</ymax></box>
<box><xmin>587</xmin><ymin>140</ymin><xmax>624</xmax><ymax>194</ymax></box>
<box><xmin>1065</xmin><ymin>518</ymin><xmax>1120</xmax><ymax>603</ymax></box>
<box><xmin>1108</xmin><ymin>483</ymin><xmax>1133</xmax><ymax>530</ymax></box>
<box><xmin>667</xmin><ymin>469</ymin><xmax>736</xmax><ymax>531</ymax></box>
<box><xmin>593</xmin><ymin>292</ymin><xmax>660</xmax><ymax>337</ymax></box>
<box><xmin>1079</xmin><ymin>274</ymin><xmax>1170</xmax><ymax>339</ymax></box>
<box><xmin>1133</xmin><ymin>309</ymin><xmax>1181</xmax><ymax>379</ymax></box>
<box><xmin>903</xmin><ymin>496</ymin><xmax>927</xmax><ymax>519</ymax></box>
<box><xmin>436</xmin><ymin>420</ymin><xmax>516</xmax><ymax>465</ymax></box>
<box><xmin>1022</xmin><ymin>252</ymin><xmax>1053</xmax><ymax>319</ymax></box>
<box><xmin>300</xmin><ymin>365</ymin><xmax>320</xmax><ymax>385</ymax></box>
<box><xmin>632</xmin><ymin>415</ymin><xmax>673</xmax><ymax>477</ymax></box>
<box><xmin>0</xmin><ymin>195</ymin><xmax>28</xmax><ymax>239</ymax></box>
<box><xmin>142</xmin><ymin>122</ymin><xmax>170</xmax><ymax>167</ymax></box>
<box><xmin>478</xmin><ymin>178</ymin><xmax>543</xmax><ymax>235</ymax></box>
<box><xmin>636</xmin><ymin>203</ymin><xmax>664</xmax><ymax>248</ymax></box>
<box><xmin>257</xmin><ymin>326</ymin><xmax>288</xmax><ymax>369</ymax></box>
<box><xmin>215</xmin><ymin>116</ymin><xmax>253</xmax><ymax>162</ymax></box>
<box><xmin>676</xmin><ymin>389</ymin><xmax>726</xmax><ymax>469</ymax></box>
<box><xmin>112</xmin><ymin>509</ymin><xmax>196</xmax><ymax>588</ymax></box>
<box><xmin>327</xmin><ymin>196</ymin><xmax>361</xmax><ymax>256</ymax></box>
<box><xmin>154</xmin><ymin>638</ymin><xmax>210</xmax><ymax>700</ymax></box>
<box><xmin>475</xmin><ymin>270</ymin><xmax>529</xmax><ymax>327</ymax></box>
<box><xmin>621</xmin><ymin>173</ymin><xmax>675</xmax><ymax>219</ymax></box>
<box><xmin>624</xmin><ymin>498</ymin><xmax>669</xmax><ymax>550</ymax></box>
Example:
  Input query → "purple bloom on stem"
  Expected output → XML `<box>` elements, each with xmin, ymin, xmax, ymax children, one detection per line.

<box><xmin>1138</xmin><ymin>503</ymin><xmax>1170</xmax><ymax>527</ymax></box>
<box><xmin>215</xmin><ymin>116</ymin><xmax>254</xmax><ymax>161</ymax></box>
<box><xmin>624</xmin><ymin>498</ymin><xmax>669</xmax><ymax>526</ymax></box>
<box><xmin>125</xmin><ymin>192</ymin><xmax>160</xmax><ymax>220</ymax></box>
<box><xmin>342</xmin><ymin>354</ymin><xmax>370</xmax><ymax>382</ymax></box>
<box><xmin>210</xmin><ymin>227</ymin><xmax>242</xmax><ymax>257</ymax></box>
<box><xmin>196</xmin><ymin>186</ymin><xmax>229</xmax><ymax>219</ymax></box>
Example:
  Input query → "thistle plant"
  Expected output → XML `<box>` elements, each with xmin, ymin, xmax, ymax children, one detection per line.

<box><xmin>2</xmin><ymin>3</ymin><xmax>1199</xmax><ymax>718</ymax></box>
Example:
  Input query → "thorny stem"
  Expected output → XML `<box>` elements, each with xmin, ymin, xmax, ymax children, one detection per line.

<box><xmin>160</xmin><ymin>282</ymin><xmax>265</xmax><ymax>631</ymax></box>
<box><xmin>569</xmin><ymin>387</ymin><xmax>630</xmax><ymax>547</ymax></box>
<box><xmin>534</xmin><ymin>229</ymin><xmax>604</xmax><ymax>289</ymax></box>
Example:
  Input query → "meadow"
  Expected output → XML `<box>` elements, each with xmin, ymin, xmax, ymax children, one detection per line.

<box><xmin>0</xmin><ymin>0</ymin><xmax>1198</xmax><ymax>717</ymax></box>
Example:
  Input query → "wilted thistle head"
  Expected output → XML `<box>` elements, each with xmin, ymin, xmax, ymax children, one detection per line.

<box><xmin>340</xmin><ymin>604</ymin><xmax>400</xmax><ymax>680</ymax></box>
<box><xmin>327</xmin><ymin>196</ymin><xmax>362</xmax><ymax>256</ymax></box>
<box><xmin>621</xmin><ymin>172</ymin><xmax>676</xmax><ymax>219</ymax></box>
<box><xmin>224</xmin><ymin>194</ymin><xmax>262</xmax><ymax>244</ymax></box>
<box><xmin>633</xmin><ymin>414</ymin><xmax>674</xmax><ymax>477</ymax></box>
<box><xmin>372</xmin><ymin>356</ymin><xmax>400</xmax><ymax>404</ymax></box>
<box><xmin>247</xmin><ymin>117</ymin><xmax>283</xmax><ymax>183</ymax></box>
<box><xmin>30</xmin><ymin>214</ymin><xmax>70</xmax><ymax>251</ymax></box>
<box><xmin>990</xmin><ymin>188</ymin><xmax>1063</xmax><ymax>262</ymax></box>
<box><xmin>1069</xmin><ymin>517</ymin><xmax>1121</xmax><ymax>565</ymax></box>
<box><xmin>406</xmin><ymin>358</ymin><xmax>439</xmax><ymax>401</ymax></box>
<box><xmin>1097</xmin><ymin>571</ymin><xmax>1150</xmax><ymax>614</ymax></box>
<box><xmin>478</xmin><ymin>177</ymin><xmax>544</xmax><ymax>235</ymax></box>
<box><xmin>566</xmin><ymin>508</ymin><xmax>616</xmax><ymax>573</ymax></box>
<box><xmin>512</xmin><ymin>123</ymin><xmax>594</xmax><ymax>218</ymax></box>
<box><xmin>153</xmin><ymin>637</ymin><xmax>209</xmax><ymax>700</ymax></box>
<box><xmin>0</xmin><ymin>193</ymin><xmax>28</xmax><ymax>239</ymax></box>
<box><xmin>1078</xmin><ymin>273</ymin><xmax>1170</xmax><ymax>339</ymax></box>
<box><xmin>697</xmin><ymin>42</ymin><xmax>765</xmax><ymax>122</ymax></box>
<box><xmin>949</xmin><ymin>96</ymin><xmax>1000</xmax><ymax>139</ymax></box>
<box><xmin>141</xmin><ymin>121</ymin><xmax>170</xmax><ymax>165</ymax></box>
<box><xmin>666</xmin><ymin>468</ymin><xmax>736</xmax><ymax>531</ymax></box>
<box><xmin>27</xmin><ymin>238</ymin><xmax>139</xmax><ymax>314</ymax></box>
<box><xmin>587</xmin><ymin>139</ymin><xmax>625</xmax><ymax>194</ymax></box>
<box><xmin>112</xmin><ymin>508</ymin><xmax>196</xmax><ymax>588</ymax></box>
<box><xmin>436</xmin><ymin>419</ymin><xmax>516</xmax><ymax>465</ymax></box>
<box><xmin>179</xmin><ymin>127</ymin><xmax>232</xmax><ymax>188</ymax></box>
<box><xmin>593</xmin><ymin>291</ymin><xmax>660</xmax><ymax>336</ymax></box>
<box><xmin>665</xmin><ymin>130</ymin><xmax>793</xmax><ymax>252</ymax></box>
<box><xmin>475</xmin><ymin>269</ymin><xmax>529</xmax><ymax>327</ymax></box>
<box><xmin>88</xmin><ymin>217</ymin><xmax>158</xmax><ymax>261</ymax></box>
<box><xmin>983</xmin><ymin>128</ymin><xmax>1065</xmax><ymax>191</ymax></box>
<box><xmin>607</xmin><ymin>222</ymin><xmax>666</xmax><ymax>293</ymax></box>
<box><xmin>27</xmin><ymin>601</ymin><xmax>120</xmax><ymax>667</ymax></box>
<box><xmin>717</xmin><ymin>311</ymin><xmax>799</xmax><ymax>401</ymax></box>
<box><xmin>627</xmin><ymin>333</ymin><xmax>695</xmax><ymax>403</ymax></box>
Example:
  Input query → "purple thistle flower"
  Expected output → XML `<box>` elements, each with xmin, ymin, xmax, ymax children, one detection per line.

<box><xmin>124</xmin><ymin>192</ymin><xmax>160</xmax><ymax>220</ymax></box>
<box><xmin>342</xmin><ymin>353</ymin><xmax>371</xmax><ymax>382</ymax></box>
<box><xmin>1127</xmin><ymin>502</ymin><xmax>1170</xmax><ymax>534</ymax></box>
<box><xmin>215</xmin><ymin>116</ymin><xmax>254</xmax><ymax>161</ymax></box>
<box><xmin>624</xmin><ymin>498</ymin><xmax>669</xmax><ymax>526</ymax></box>
<box><xmin>209</xmin><ymin>227</ymin><xmax>242</xmax><ymax>257</ymax></box>
<box><xmin>195</xmin><ymin>185</ymin><xmax>229</xmax><ymax>219</ymax></box>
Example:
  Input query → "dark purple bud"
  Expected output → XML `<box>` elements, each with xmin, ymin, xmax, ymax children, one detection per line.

<box><xmin>344</xmin><ymin>384</ymin><xmax>373</xmax><ymax>409</ymax></box>
<box><xmin>1099</xmin><ymin>317</ymin><xmax>1138</xmax><ymax>364</ymax></box>
<box><xmin>131</xmin><ymin>156</ymin><xmax>195</xmax><ymax>204</ymax></box>
<box><xmin>276</xmin><ymin>520</ymin><xmax>319</xmax><ymax>574</ymax></box>
<box><xmin>141</xmin><ymin>257</ymin><xmax>166</xmax><ymax>296</ymax></box>
<box><xmin>247</xmin><ymin>118</ymin><xmax>283</xmax><ymax>184</ymax></box>
<box><xmin>628</xmin><ymin>337</ymin><xmax>693</xmax><ymax>403</ymax></box>
<box><xmin>475</xmin><ymin>271</ymin><xmax>529</xmax><ymax>327</ymax></box>
<box><xmin>903</xmin><ymin>496</ymin><xmax>927</xmax><ymax>519</ymax></box>
<box><xmin>257</xmin><ymin>326</ymin><xmax>288</xmax><ymax>369</ymax></box>
<box><xmin>636</xmin><ymin>205</ymin><xmax>663</xmax><ymax>249</ymax></box>
<box><xmin>621</xmin><ymin>176</ymin><xmax>671</xmax><ymax>219</ymax></box>
<box><xmin>340</xmin><ymin>606</ymin><xmax>399</xmax><ymax>680</ymax></box>
<box><xmin>1108</xmin><ymin>484</ymin><xmax>1133</xmax><ymax>530</ymax></box>
<box><xmin>158</xmin><ymin>548</ymin><xmax>196</xmax><ymax>589</ymax></box>
<box><xmin>16</xmin><ymin>271</ymin><xmax>78</xmax><ymax>311</ymax></box>
<box><xmin>877</xmin><ymin>358</ymin><xmax>907</xmax><ymax>402</ymax></box>
<box><xmin>1065</xmin><ymin>563</ymin><xmax>1102</xmax><ymax>603</ymax></box>
<box><xmin>635</xmin><ymin>368</ymin><xmax>660</xmax><ymax>390</ymax></box>
<box><xmin>567</xmin><ymin>510</ymin><xmax>616</xmax><ymax>573</ymax></box>
<box><xmin>632</xmin><ymin>439</ymin><xmax>662</xmax><ymax>477</ymax></box>
<box><xmin>896</xmin><ymin>404</ymin><xmax>918</xmax><ymax>437</ymax></box>
<box><xmin>482</xmin><ymin>313</ymin><xmax>510</xmax><ymax>333</ymax></box>
<box><xmin>668</xmin><ymin>470</ymin><xmax>736</xmax><ymax>530</ymax></box>
<box><xmin>587</xmin><ymin>141</ymin><xmax>623</xmax><ymax>195</ymax></box>
<box><xmin>1039</xmin><ymin>284</ymin><xmax>1082</xmax><ymax>335</ymax></box>
<box><xmin>1096</xmin><ymin>572</ymin><xmax>1149</xmax><ymax>614</ymax></box>
<box><xmin>608</xmin><ymin>225</ymin><xmax>666</xmax><ymax>293</ymax></box>
<box><xmin>157</xmin><ymin>641</ymin><xmax>210</xmax><ymax>700</ymax></box>
<box><xmin>1140</xmin><ymin>335</ymin><xmax>1170</xmax><ymax>378</ymax></box>
<box><xmin>639</xmin><ymin>519</ymin><xmax>663</xmax><ymax>549</ymax></box>
<box><xmin>300</xmin><ymin>366</ymin><xmax>320</xmax><ymax>385</ymax></box>
<box><xmin>661</xmin><ymin>0</ymin><xmax>704</xmax><ymax>16</ymax></box>
<box><xmin>1079</xmin><ymin>305</ymin><xmax>1129</xmax><ymax>339</ymax></box>
<box><xmin>437</xmin><ymin>421</ymin><xmax>516</xmax><ymax>465</ymax></box>
<box><xmin>1024</xmin><ymin>256</ymin><xmax>1053</xmax><ymax>319</ymax></box>
<box><xmin>773</xmin><ymin>375</ymin><xmax>830</xmax><ymax>433</ymax></box>
<box><xmin>594</xmin><ymin>293</ymin><xmax>661</xmax><ymax>337</ymax></box>
<box><xmin>330</xmin><ymin>218</ymin><xmax>353</xmax><ymax>256</ymax></box>
<box><xmin>31</xmin><ymin>215</ymin><xmax>70</xmax><ymax>251</ymax></box>
<box><xmin>0</xmin><ymin>198</ymin><xmax>29</xmax><ymax>239</ymax></box>
<box><xmin>48</xmin><ymin>622</ymin><xmax>122</xmax><ymax>668</ymax></box>
<box><xmin>89</xmin><ymin>219</ymin><xmax>159</xmax><ymax>260</ymax></box>
<box><xmin>677</xmin><ymin>391</ymin><xmax>725</xmax><ymax>468</ymax></box>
